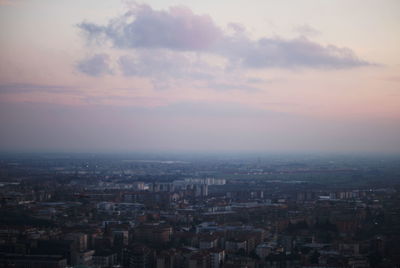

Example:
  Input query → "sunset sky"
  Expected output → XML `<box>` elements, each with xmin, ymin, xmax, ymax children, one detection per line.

<box><xmin>1</xmin><ymin>0</ymin><xmax>399</xmax><ymax>153</ymax></box>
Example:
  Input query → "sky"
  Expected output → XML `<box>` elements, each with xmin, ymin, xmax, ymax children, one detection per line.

<box><xmin>0</xmin><ymin>0</ymin><xmax>399</xmax><ymax>153</ymax></box>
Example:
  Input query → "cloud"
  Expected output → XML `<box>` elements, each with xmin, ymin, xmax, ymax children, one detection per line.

<box><xmin>77</xmin><ymin>4</ymin><xmax>371</xmax><ymax>77</ymax></box>
<box><xmin>0</xmin><ymin>83</ymin><xmax>75</xmax><ymax>94</ymax></box>
<box><xmin>246</xmin><ymin>77</ymin><xmax>267</xmax><ymax>84</ymax></box>
<box><xmin>78</xmin><ymin>4</ymin><xmax>222</xmax><ymax>51</ymax></box>
<box><xmin>205</xmin><ymin>81</ymin><xmax>258</xmax><ymax>91</ymax></box>
<box><xmin>118</xmin><ymin>50</ymin><xmax>191</xmax><ymax>77</ymax></box>
<box><xmin>144</xmin><ymin>101</ymin><xmax>270</xmax><ymax>117</ymax></box>
<box><xmin>118</xmin><ymin>50</ymin><xmax>258</xmax><ymax>91</ymax></box>
<box><xmin>218</xmin><ymin>36</ymin><xmax>369</xmax><ymax>69</ymax></box>
<box><xmin>293</xmin><ymin>24</ymin><xmax>321</xmax><ymax>37</ymax></box>
<box><xmin>118</xmin><ymin>50</ymin><xmax>216</xmax><ymax>82</ymax></box>
<box><xmin>76</xmin><ymin>54</ymin><xmax>113</xmax><ymax>76</ymax></box>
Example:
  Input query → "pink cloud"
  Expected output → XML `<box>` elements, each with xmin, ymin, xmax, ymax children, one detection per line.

<box><xmin>79</xmin><ymin>3</ymin><xmax>222</xmax><ymax>51</ymax></box>
<box><xmin>78</xmin><ymin>4</ymin><xmax>371</xmax><ymax>75</ymax></box>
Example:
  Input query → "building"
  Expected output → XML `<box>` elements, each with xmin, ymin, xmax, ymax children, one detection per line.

<box><xmin>92</xmin><ymin>251</ymin><xmax>118</xmax><ymax>268</ymax></box>
<box><xmin>209</xmin><ymin>248</ymin><xmax>225</xmax><ymax>268</ymax></box>
<box><xmin>129</xmin><ymin>245</ymin><xmax>153</xmax><ymax>268</ymax></box>
<box><xmin>0</xmin><ymin>254</ymin><xmax>67</xmax><ymax>268</ymax></box>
